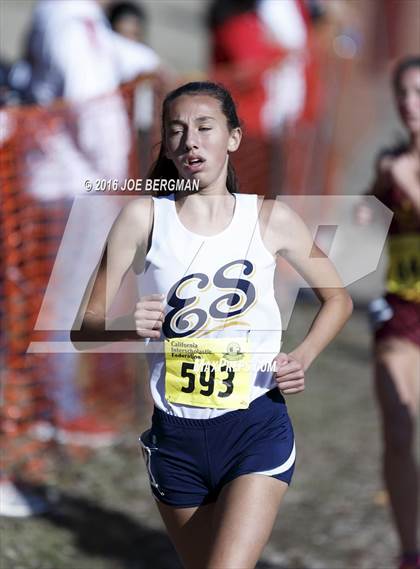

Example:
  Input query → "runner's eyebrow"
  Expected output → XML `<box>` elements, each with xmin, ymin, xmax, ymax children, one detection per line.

<box><xmin>195</xmin><ymin>116</ymin><xmax>216</xmax><ymax>123</ymax></box>
<box><xmin>168</xmin><ymin>117</ymin><xmax>216</xmax><ymax>126</ymax></box>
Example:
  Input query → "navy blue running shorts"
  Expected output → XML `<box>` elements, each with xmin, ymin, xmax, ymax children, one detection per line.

<box><xmin>139</xmin><ymin>388</ymin><xmax>296</xmax><ymax>508</ymax></box>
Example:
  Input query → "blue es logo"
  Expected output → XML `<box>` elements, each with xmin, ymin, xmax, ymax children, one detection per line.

<box><xmin>163</xmin><ymin>260</ymin><xmax>256</xmax><ymax>338</ymax></box>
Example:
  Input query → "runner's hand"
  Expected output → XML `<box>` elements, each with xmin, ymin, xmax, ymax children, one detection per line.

<box><xmin>354</xmin><ymin>199</ymin><xmax>374</xmax><ymax>225</ymax></box>
<box><xmin>134</xmin><ymin>294</ymin><xmax>165</xmax><ymax>339</ymax></box>
<box><xmin>273</xmin><ymin>352</ymin><xmax>305</xmax><ymax>395</ymax></box>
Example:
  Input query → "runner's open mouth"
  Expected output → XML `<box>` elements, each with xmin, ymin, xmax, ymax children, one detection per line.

<box><xmin>185</xmin><ymin>157</ymin><xmax>205</xmax><ymax>166</ymax></box>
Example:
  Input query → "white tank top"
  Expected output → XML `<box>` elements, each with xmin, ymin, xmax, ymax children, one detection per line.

<box><xmin>136</xmin><ymin>193</ymin><xmax>282</xmax><ymax>419</ymax></box>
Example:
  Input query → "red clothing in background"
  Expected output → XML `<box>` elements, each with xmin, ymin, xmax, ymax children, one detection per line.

<box><xmin>211</xmin><ymin>12</ymin><xmax>285</xmax><ymax>136</ymax></box>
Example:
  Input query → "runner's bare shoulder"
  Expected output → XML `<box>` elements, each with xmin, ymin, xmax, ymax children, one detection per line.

<box><xmin>375</xmin><ymin>143</ymin><xmax>408</xmax><ymax>183</ymax></box>
<box><xmin>110</xmin><ymin>196</ymin><xmax>154</xmax><ymax>248</ymax></box>
<box><xmin>258</xmin><ymin>197</ymin><xmax>302</xmax><ymax>256</ymax></box>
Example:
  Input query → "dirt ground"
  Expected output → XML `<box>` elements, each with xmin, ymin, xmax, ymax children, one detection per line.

<box><xmin>1</xmin><ymin>302</ymin><xmax>412</xmax><ymax>569</ymax></box>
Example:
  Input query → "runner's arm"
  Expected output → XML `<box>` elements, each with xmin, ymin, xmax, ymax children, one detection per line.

<box><xmin>266</xmin><ymin>200</ymin><xmax>353</xmax><ymax>372</ymax></box>
<box><xmin>70</xmin><ymin>197</ymin><xmax>154</xmax><ymax>348</ymax></box>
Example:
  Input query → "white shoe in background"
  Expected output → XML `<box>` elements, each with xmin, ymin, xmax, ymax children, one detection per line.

<box><xmin>0</xmin><ymin>479</ymin><xmax>49</xmax><ymax>518</ymax></box>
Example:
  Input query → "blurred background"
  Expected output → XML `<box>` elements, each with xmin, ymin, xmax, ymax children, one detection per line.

<box><xmin>0</xmin><ymin>1</ymin><xmax>419</xmax><ymax>568</ymax></box>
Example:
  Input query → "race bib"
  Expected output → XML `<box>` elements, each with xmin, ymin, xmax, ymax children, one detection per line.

<box><xmin>164</xmin><ymin>337</ymin><xmax>251</xmax><ymax>409</ymax></box>
<box><xmin>387</xmin><ymin>234</ymin><xmax>420</xmax><ymax>302</ymax></box>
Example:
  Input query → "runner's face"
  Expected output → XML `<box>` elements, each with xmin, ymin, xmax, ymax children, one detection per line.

<box><xmin>395</xmin><ymin>68</ymin><xmax>420</xmax><ymax>134</ymax></box>
<box><xmin>165</xmin><ymin>95</ymin><xmax>241</xmax><ymax>189</ymax></box>
<box><xmin>114</xmin><ymin>15</ymin><xmax>144</xmax><ymax>43</ymax></box>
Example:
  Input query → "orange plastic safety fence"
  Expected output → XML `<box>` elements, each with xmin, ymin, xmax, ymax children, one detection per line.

<box><xmin>1</xmin><ymin>117</ymin><xmax>54</xmax><ymax>482</ymax></box>
<box><xmin>0</xmin><ymin>76</ymin><xmax>161</xmax><ymax>481</ymax></box>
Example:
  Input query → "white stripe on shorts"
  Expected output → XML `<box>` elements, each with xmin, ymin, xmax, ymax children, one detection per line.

<box><xmin>254</xmin><ymin>441</ymin><xmax>296</xmax><ymax>476</ymax></box>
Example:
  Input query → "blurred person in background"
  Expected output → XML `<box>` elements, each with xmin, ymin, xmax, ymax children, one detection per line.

<box><xmin>257</xmin><ymin>0</ymin><xmax>315</xmax><ymax>198</ymax></box>
<box><xmin>256</xmin><ymin>0</ymin><xmax>308</xmax><ymax>135</ymax></box>
<box><xmin>207</xmin><ymin>0</ymin><xmax>285</xmax><ymax>139</ymax></box>
<box><xmin>358</xmin><ymin>56</ymin><xmax>420</xmax><ymax>569</ymax></box>
<box><xmin>24</xmin><ymin>0</ymin><xmax>160</xmax><ymax>190</ymax></box>
<box><xmin>107</xmin><ymin>1</ymin><xmax>154</xmax><ymax>176</ymax></box>
<box><xmin>21</xmin><ymin>0</ymin><xmax>161</xmax><ymax>445</ymax></box>
<box><xmin>207</xmin><ymin>0</ymin><xmax>312</xmax><ymax>197</ymax></box>
<box><xmin>207</xmin><ymin>0</ymin><xmax>288</xmax><ymax>197</ymax></box>
<box><xmin>108</xmin><ymin>0</ymin><xmax>147</xmax><ymax>43</ymax></box>
<box><xmin>208</xmin><ymin>0</ymin><xmax>309</xmax><ymax>138</ymax></box>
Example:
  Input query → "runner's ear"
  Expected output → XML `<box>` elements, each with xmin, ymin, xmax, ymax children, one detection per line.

<box><xmin>227</xmin><ymin>127</ymin><xmax>242</xmax><ymax>153</ymax></box>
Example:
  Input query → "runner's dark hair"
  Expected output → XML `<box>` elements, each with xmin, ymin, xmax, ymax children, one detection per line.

<box><xmin>148</xmin><ymin>81</ymin><xmax>242</xmax><ymax>194</ymax></box>
<box><xmin>108</xmin><ymin>1</ymin><xmax>146</xmax><ymax>28</ymax></box>
<box><xmin>392</xmin><ymin>54</ymin><xmax>420</xmax><ymax>94</ymax></box>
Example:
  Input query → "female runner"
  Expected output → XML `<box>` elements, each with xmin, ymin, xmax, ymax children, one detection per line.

<box><xmin>72</xmin><ymin>81</ymin><xmax>353</xmax><ymax>568</ymax></box>
<box><xmin>360</xmin><ymin>56</ymin><xmax>420</xmax><ymax>569</ymax></box>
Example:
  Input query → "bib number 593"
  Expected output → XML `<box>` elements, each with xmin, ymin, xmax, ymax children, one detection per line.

<box><xmin>180</xmin><ymin>362</ymin><xmax>234</xmax><ymax>398</ymax></box>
